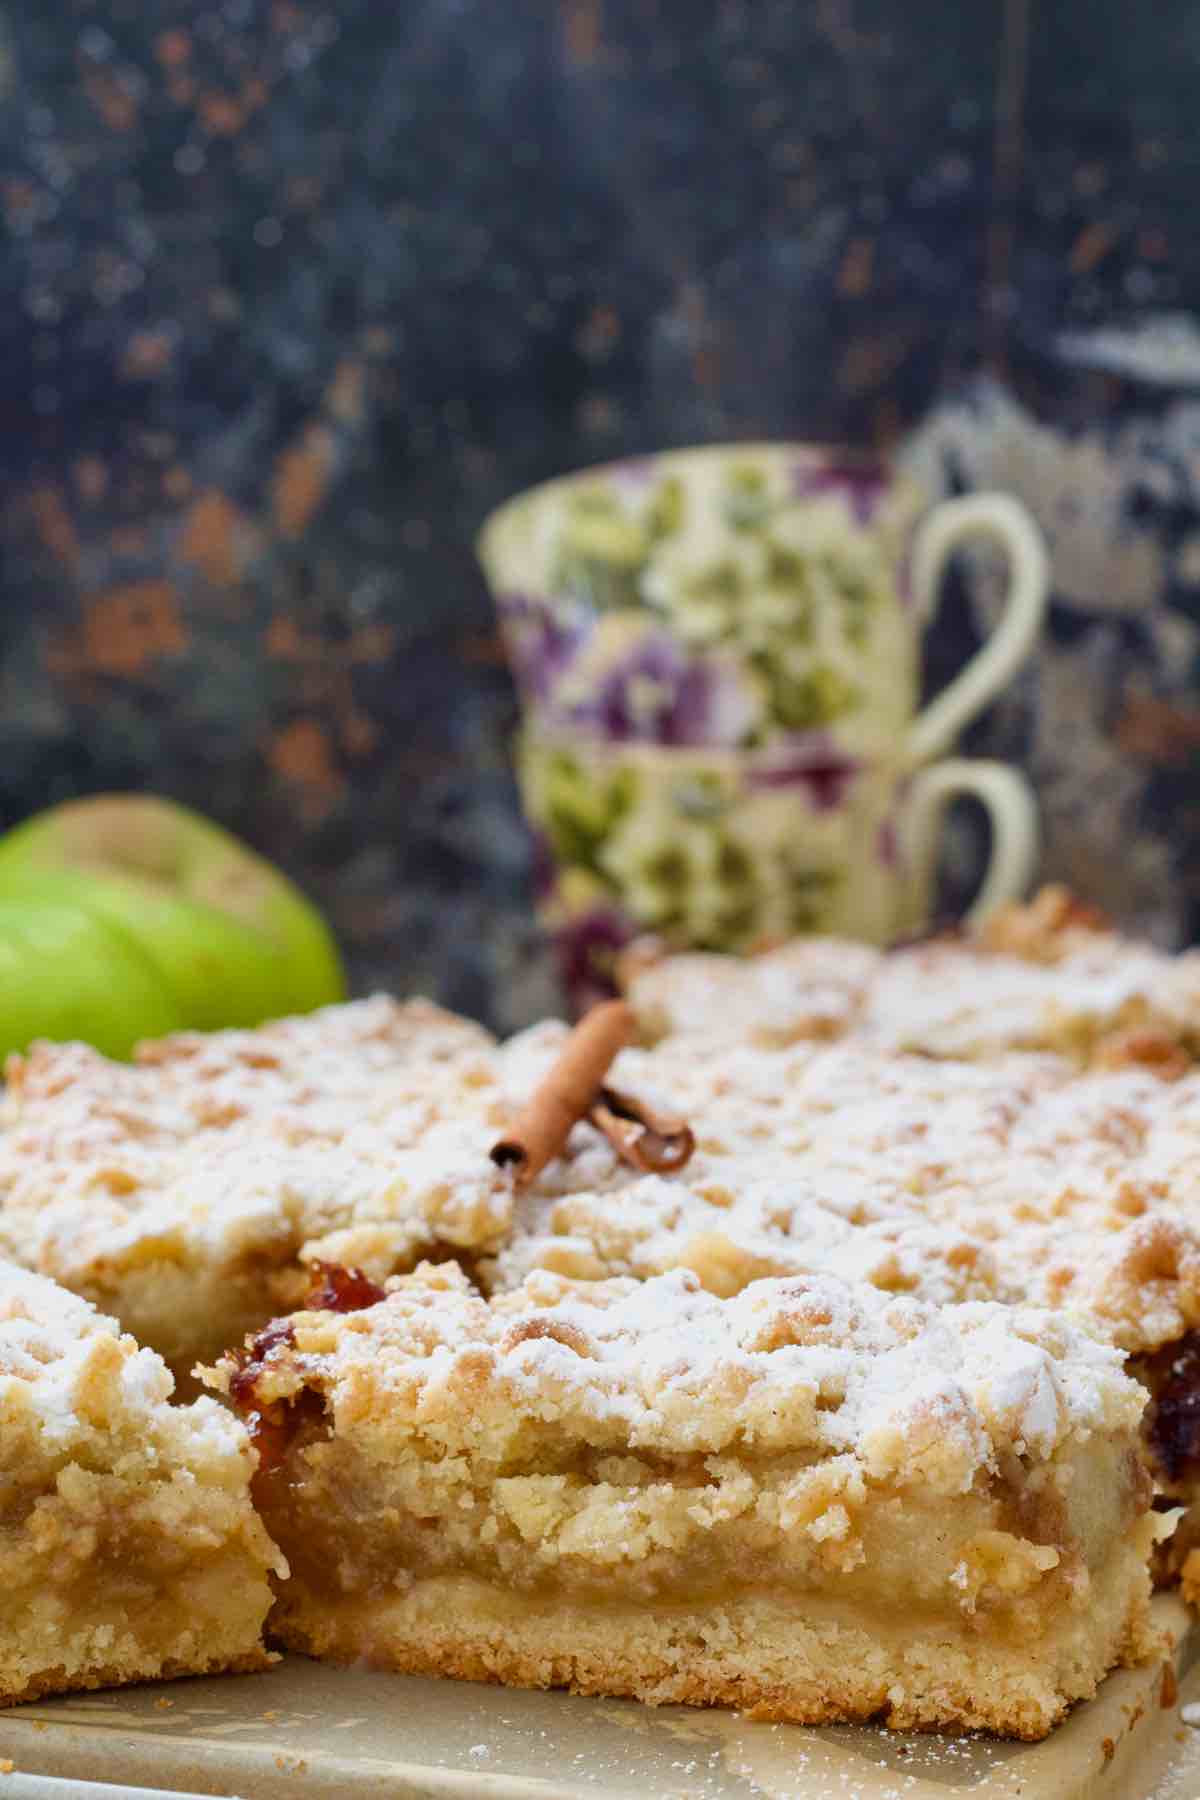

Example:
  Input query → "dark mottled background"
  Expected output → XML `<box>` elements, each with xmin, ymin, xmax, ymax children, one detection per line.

<box><xmin>3</xmin><ymin>0</ymin><xmax>1200</xmax><ymax>1027</ymax></box>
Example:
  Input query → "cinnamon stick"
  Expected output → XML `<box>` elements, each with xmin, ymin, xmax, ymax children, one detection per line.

<box><xmin>588</xmin><ymin>1085</ymin><xmax>695</xmax><ymax>1175</ymax></box>
<box><xmin>490</xmin><ymin>1000</ymin><xmax>636</xmax><ymax>1188</ymax></box>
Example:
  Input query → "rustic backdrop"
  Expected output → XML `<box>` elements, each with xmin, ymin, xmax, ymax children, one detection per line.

<box><xmin>3</xmin><ymin>0</ymin><xmax>1199</xmax><ymax>1025</ymax></box>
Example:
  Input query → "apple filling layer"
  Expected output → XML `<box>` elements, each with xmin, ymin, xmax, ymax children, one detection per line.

<box><xmin>0</xmin><ymin>1259</ymin><xmax>284</xmax><ymax>1706</ymax></box>
<box><xmin>211</xmin><ymin>1261</ymin><xmax>1159</xmax><ymax>1740</ymax></box>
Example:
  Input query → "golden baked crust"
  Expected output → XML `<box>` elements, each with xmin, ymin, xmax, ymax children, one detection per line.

<box><xmin>0</xmin><ymin>1648</ymin><xmax>272</xmax><ymax>1711</ymax></box>
<box><xmin>0</xmin><ymin>996</ymin><xmax>508</xmax><ymax>1368</ymax></box>
<box><xmin>0</xmin><ymin>1258</ymin><xmax>284</xmax><ymax>1707</ymax></box>
<box><xmin>267</xmin><ymin>1563</ymin><xmax>1157</xmax><ymax>1741</ymax></box>
<box><xmin>976</xmin><ymin>886</ymin><xmax>1114</xmax><ymax>960</ymax></box>
<box><xmin>208</xmin><ymin>1262</ymin><xmax>1158</xmax><ymax>1740</ymax></box>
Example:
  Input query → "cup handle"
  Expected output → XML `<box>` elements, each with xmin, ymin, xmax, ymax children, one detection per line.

<box><xmin>902</xmin><ymin>759</ymin><xmax>1039</xmax><ymax>928</ymax></box>
<box><xmin>906</xmin><ymin>494</ymin><xmax>1049</xmax><ymax>765</ymax></box>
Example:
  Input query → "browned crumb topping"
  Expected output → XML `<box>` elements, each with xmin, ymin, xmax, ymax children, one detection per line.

<box><xmin>977</xmin><ymin>885</ymin><xmax>1113</xmax><ymax>962</ymax></box>
<box><xmin>1092</xmin><ymin>1028</ymin><xmax>1193</xmax><ymax>1081</ymax></box>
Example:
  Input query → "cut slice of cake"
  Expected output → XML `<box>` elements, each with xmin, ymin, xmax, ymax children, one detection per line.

<box><xmin>488</xmin><ymin>1031</ymin><xmax>1200</xmax><ymax>1506</ymax></box>
<box><xmin>209</xmin><ymin>1261</ymin><xmax>1160</xmax><ymax>1740</ymax></box>
<box><xmin>0</xmin><ymin>1258</ymin><xmax>284</xmax><ymax>1707</ymax></box>
<box><xmin>0</xmin><ymin>996</ymin><xmax>510</xmax><ymax>1370</ymax></box>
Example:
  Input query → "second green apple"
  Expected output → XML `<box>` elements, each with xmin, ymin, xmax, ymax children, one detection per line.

<box><xmin>0</xmin><ymin>794</ymin><xmax>346</xmax><ymax>1057</ymax></box>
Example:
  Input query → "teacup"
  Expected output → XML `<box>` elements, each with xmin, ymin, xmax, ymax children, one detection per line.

<box><xmin>479</xmin><ymin>443</ymin><xmax>1047</xmax><ymax>1005</ymax></box>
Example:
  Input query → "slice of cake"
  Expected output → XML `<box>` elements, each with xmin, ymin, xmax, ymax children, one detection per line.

<box><xmin>0</xmin><ymin>1259</ymin><xmax>284</xmax><ymax>1707</ymax></box>
<box><xmin>489</xmin><ymin>1030</ymin><xmax>1200</xmax><ymax>1505</ymax></box>
<box><xmin>209</xmin><ymin>1261</ymin><xmax>1159</xmax><ymax>1740</ymax></box>
<box><xmin>860</xmin><ymin>918</ymin><xmax>1200</xmax><ymax>1066</ymax></box>
<box><xmin>622</xmin><ymin>887</ymin><xmax>1200</xmax><ymax>1067</ymax></box>
<box><xmin>0</xmin><ymin>996</ymin><xmax>510</xmax><ymax>1370</ymax></box>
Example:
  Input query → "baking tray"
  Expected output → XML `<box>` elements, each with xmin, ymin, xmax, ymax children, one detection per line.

<box><xmin>1</xmin><ymin>1598</ymin><xmax>1196</xmax><ymax>1800</ymax></box>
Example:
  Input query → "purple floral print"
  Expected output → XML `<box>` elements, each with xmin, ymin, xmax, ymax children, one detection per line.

<box><xmin>606</xmin><ymin>456</ymin><xmax>658</xmax><ymax>493</ymax></box>
<box><xmin>556</xmin><ymin>633</ymin><xmax>756</xmax><ymax>748</ymax></box>
<box><xmin>498</xmin><ymin>594</ymin><xmax>762</xmax><ymax>747</ymax></box>
<box><xmin>579</xmin><ymin>637</ymin><xmax>709</xmax><ymax>746</ymax></box>
<box><xmin>554</xmin><ymin>902</ymin><xmax>634</xmax><ymax>1015</ymax></box>
<box><xmin>791</xmin><ymin>458</ymin><xmax>891</xmax><ymax>524</ymax></box>
<box><xmin>745</xmin><ymin>739</ymin><xmax>862</xmax><ymax>811</ymax></box>
<box><xmin>494</xmin><ymin>592</ymin><xmax>584</xmax><ymax>706</ymax></box>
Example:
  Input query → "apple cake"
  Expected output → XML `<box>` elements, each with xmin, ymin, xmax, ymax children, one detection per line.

<box><xmin>0</xmin><ymin>996</ymin><xmax>515</xmax><ymax>1370</ymax></box>
<box><xmin>0</xmin><ymin>996</ymin><xmax>690</xmax><ymax>1374</ymax></box>
<box><xmin>0</xmin><ymin>1257</ymin><xmax>283</xmax><ymax>1706</ymax></box>
<box><xmin>622</xmin><ymin>886</ymin><xmax>1200</xmax><ymax>1066</ymax></box>
<box><xmin>209</xmin><ymin>1260</ymin><xmax>1160</xmax><ymax>1741</ymax></box>
<box><xmin>483</xmin><ymin>1025</ymin><xmax>1200</xmax><ymax>1513</ymax></box>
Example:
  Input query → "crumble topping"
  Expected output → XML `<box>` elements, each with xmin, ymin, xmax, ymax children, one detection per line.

<box><xmin>860</xmin><ymin>934</ymin><xmax>1200</xmax><ymax>1060</ymax></box>
<box><xmin>0</xmin><ymin>1257</ymin><xmax>284</xmax><ymax>1503</ymax></box>
<box><xmin>214</xmin><ymin>1261</ymin><xmax>1143</xmax><ymax>1487</ymax></box>
<box><xmin>489</xmin><ymin>1039</ymin><xmax>1200</xmax><ymax>1355</ymax></box>
<box><xmin>976</xmin><ymin>886</ymin><xmax>1114</xmax><ymax>960</ymax></box>
<box><xmin>621</xmin><ymin>888</ymin><xmax>1200</xmax><ymax>1062</ymax></box>
<box><xmin>5</xmin><ymin>994</ymin><xmax>495</xmax><ymax>1144</ymax></box>
<box><xmin>0</xmin><ymin>998</ymin><xmax>512</xmax><ymax>1322</ymax></box>
<box><xmin>8</xmin><ymin>980</ymin><xmax>1200</xmax><ymax>1372</ymax></box>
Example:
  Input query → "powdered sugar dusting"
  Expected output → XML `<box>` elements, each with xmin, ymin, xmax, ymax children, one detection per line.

<box><xmin>0</xmin><ymin>998</ymin><xmax>509</xmax><ymax>1351</ymax></box>
<box><xmin>489</xmin><ymin>1030</ymin><xmax>1200</xmax><ymax>1356</ymax></box>
<box><xmin>862</xmin><ymin>933</ymin><xmax>1200</xmax><ymax>1059</ymax></box>
<box><xmin>623</xmin><ymin>897</ymin><xmax>1200</xmax><ymax>1061</ymax></box>
<box><xmin>625</xmin><ymin>939</ymin><xmax>882</xmax><ymax>1048</ymax></box>
<box><xmin>0</xmin><ymin>1256</ymin><xmax>256</xmax><ymax>1473</ymax></box>
<box><xmin>268</xmin><ymin>1261</ymin><xmax>1141</xmax><ymax>1479</ymax></box>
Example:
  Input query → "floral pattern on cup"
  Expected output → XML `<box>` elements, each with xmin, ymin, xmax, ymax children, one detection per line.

<box><xmin>483</xmin><ymin>444</ymin><xmax>1045</xmax><ymax>1007</ymax></box>
<box><xmin>483</xmin><ymin>446</ymin><xmax>922</xmax><ymax>758</ymax></box>
<box><xmin>518</xmin><ymin>736</ymin><xmax>917</xmax><ymax>983</ymax></box>
<box><xmin>520</xmin><ymin>734</ymin><xmax>1037</xmax><ymax>1011</ymax></box>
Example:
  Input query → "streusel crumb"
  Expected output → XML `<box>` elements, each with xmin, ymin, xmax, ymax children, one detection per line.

<box><xmin>0</xmin><ymin>1259</ymin><xmax>283</xmax><ymax>1707</ymax></box>
<box><xmin>207</xmin><ymin>1262</ymin><xmax>1157</xmax><ymax>1739</ymax></box>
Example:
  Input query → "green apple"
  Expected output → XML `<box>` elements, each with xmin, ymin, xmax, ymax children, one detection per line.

<box><xmin>0</xmin><ymin>795</ymin><xmax>346</xmax><ymax>1039</ymax></box>
<box><xmin>0</xmin><ymin>896</ymin><xmax>184</xmax><ymax>1060</ymax></box>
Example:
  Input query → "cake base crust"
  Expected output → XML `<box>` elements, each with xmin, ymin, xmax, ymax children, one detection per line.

<box><xmin>270</xmin><ymin>1560</ymin><xmax>1158</xmax><ymax>1742</ymax></box>
<box><xmin>1</xmin><ymin>1648</ymin><xmax>272</xmax><ymax>1712</ymax></box>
